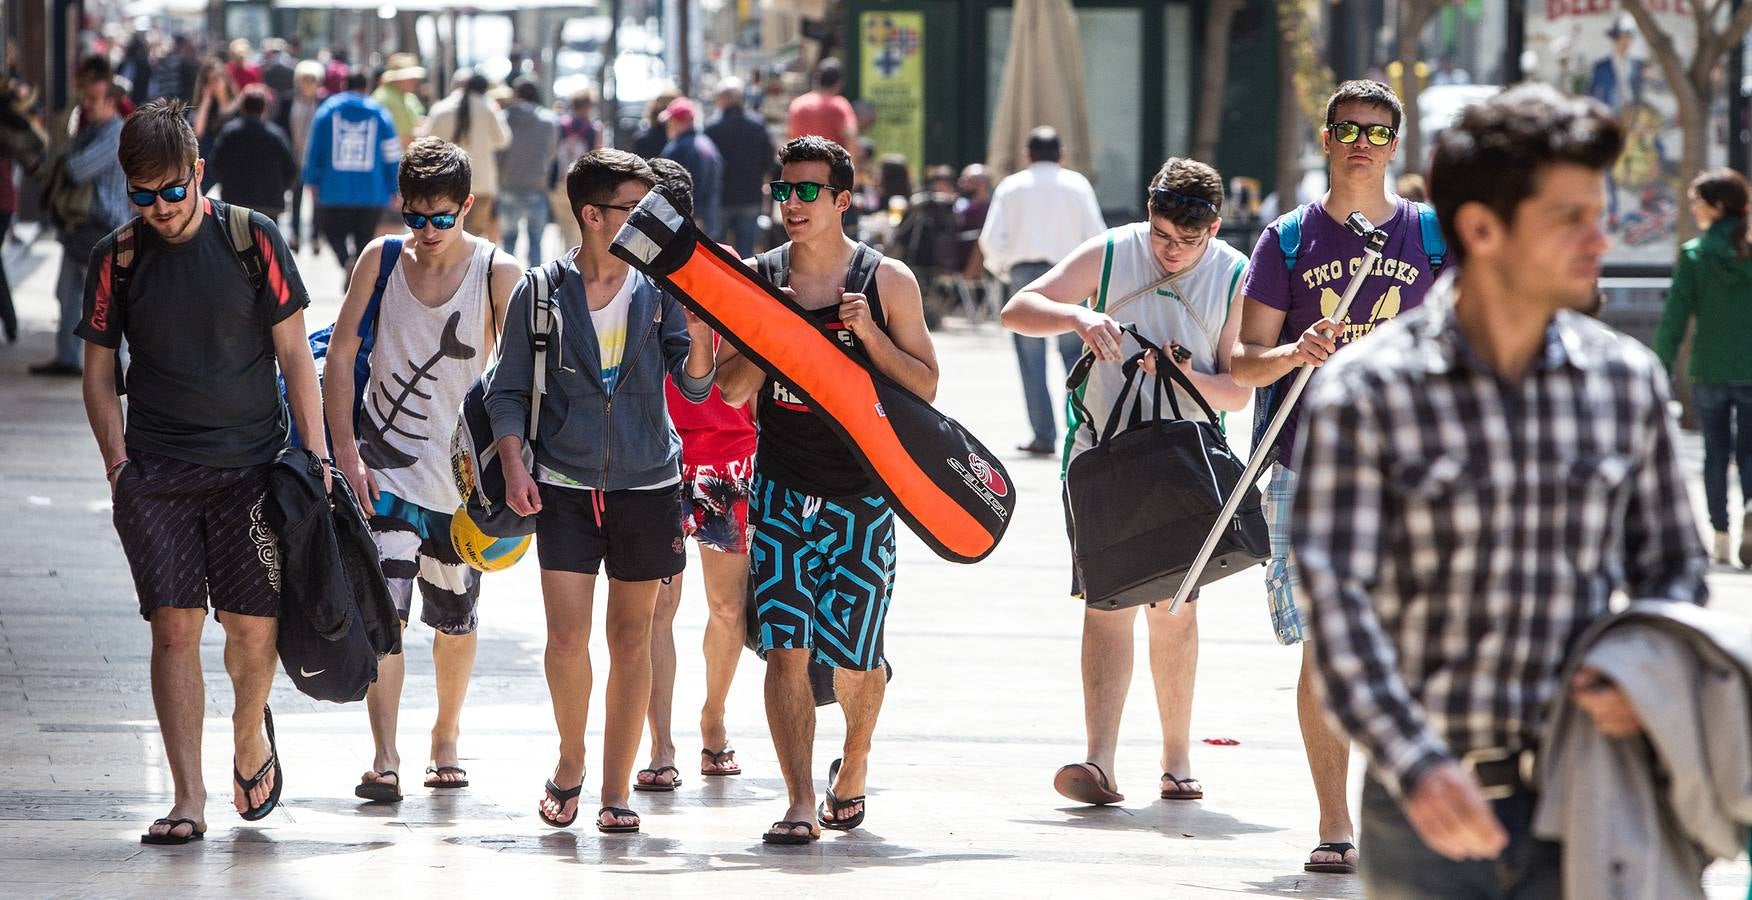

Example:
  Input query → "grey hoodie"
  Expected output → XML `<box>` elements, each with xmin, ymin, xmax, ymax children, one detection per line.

<box><xmin>484</xmin><ymin>252</ymin><xmax>710</xmax><ymax>491</ymax></box>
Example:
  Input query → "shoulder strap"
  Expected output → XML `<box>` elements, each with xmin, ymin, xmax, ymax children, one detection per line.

<box><xmin>111</xmin><ymin>218</ymin><xmax>140</xmax><ymax>305</ymax></box>
<box><xmin>845</xmin><ymin>242</ymin><xmax>881</xmax><ymax>295</ymax></box>
<box><xmin>526</xmin><ymin>261</ymin><xmax>561</xmax><ymax>442</ymax></box>
<box><xmin>221</xmin><ymin>201</ymin><xmax>267</xmax><ymax>294</ymax></box>
<box><xmin>1276</xmin><ymin>206</ymin><xmax>1306</xmax><ymax>273</ymax></box>
<box><xmin>1416</xmin><ymin>201</ymin><xmax>1446</xmax><ymax>272</ymax></box>
<box><xmin>360</xmin><ymin>237</ymin><xmax>402</xmax><ymax>340</ymax></box>
<box><xmin>756</xmin><ymin>244</ymin><xmax>790</xmax><ymax>288</ymax></box>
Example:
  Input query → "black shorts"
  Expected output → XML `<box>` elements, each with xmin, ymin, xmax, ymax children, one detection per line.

<box><xmin>111</xmin><ymin>450</ymin><xmax>281</xmax><ymax>621</ymax></box>
<box><xmin>535</xmin><ymin>483</ymin><xmax>686</xmax><ymax>581</ymax></box>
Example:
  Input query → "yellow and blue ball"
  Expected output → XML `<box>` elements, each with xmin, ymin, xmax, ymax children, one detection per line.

<box><xmin>450</xmin><ymin>505</ymin><xmax>531</xmax><ymax>573</ymax></box>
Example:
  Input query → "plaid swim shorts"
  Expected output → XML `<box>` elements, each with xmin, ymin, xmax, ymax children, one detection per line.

<box><xmin>1264</xmin><ymin>464</ymin><xmax>1306</xmax><ymax>645</ymax></box>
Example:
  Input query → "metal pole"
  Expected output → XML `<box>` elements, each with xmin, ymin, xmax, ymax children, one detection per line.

<box><xmin>1166</xmin><ymin>211</ymin><xmax>1386</xmax><ymax>614</ymax></box>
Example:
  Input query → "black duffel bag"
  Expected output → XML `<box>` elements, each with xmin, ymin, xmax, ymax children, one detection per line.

<box><xmin>1064</xmin><ymin>326</ymin><xmax>1268</xmax><ymax>611</ymax></box>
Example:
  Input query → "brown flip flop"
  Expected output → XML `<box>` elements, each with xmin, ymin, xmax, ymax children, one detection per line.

<box><xmin>1053</xmin><ymin>761</ymin><xmax>1125</xmax><ymax>805</ymax></box>
<box><xmin>1160</xmin><ymin>772</ymin><xmax>1204</xmax><ymax>800</ymax></box>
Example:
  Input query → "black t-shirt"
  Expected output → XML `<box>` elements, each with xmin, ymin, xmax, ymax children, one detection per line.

<box><xmin>756</xmin><ymin>246</ymin><xmax>886</xmax><ymax>498</ymax></box>
<box><xmin>76</xmin><ymin>199</ymin><xmax>311</xmax><ymax>468</ymax></box>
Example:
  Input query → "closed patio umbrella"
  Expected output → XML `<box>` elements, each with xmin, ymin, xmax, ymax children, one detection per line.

<box><xmin>985</xmin><ymin>0</ymin><xmax>1093</xmax><ymax>182</ymax></box>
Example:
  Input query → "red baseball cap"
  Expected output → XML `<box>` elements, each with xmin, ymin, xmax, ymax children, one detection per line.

<box><xmin>659</xmin><ymin>97</ymin><xmax>696</xmax><ymax>124</ymax></box>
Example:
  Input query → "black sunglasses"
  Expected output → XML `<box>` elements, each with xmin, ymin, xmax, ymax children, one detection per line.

<box><xmin>1150</xmin><ymin>187</ymin><xmax>1219</xmax><ymax>222</ymax></box>
<box><xmin>402</xmin><ymin>210</ymin><xmax>460</xmax><ymax>230</ymax></box>
<box><xmin>770</xmin><ymin>181</ymin><xmax>843</xmax><ymax>203</ymax></box>
<box><xmin>1329</xmin><ymin>120</ymin><xmax>1397</xmax><ymax>147</ymax></box>
<box><xmin>127</xmin><ymin>168</ymin><xmax>197</xmax><ymax>207</ymax></box>
<box><xmin>589</xmin><ymin>202</ymin><xmax>637</xmax><ymax>213</ymax></box>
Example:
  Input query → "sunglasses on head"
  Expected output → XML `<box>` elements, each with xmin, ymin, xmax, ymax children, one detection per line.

<box><xmin>402</xmin><ymin>210</ymin><xmax>460</xmax><ymax>230</ymax></box>
<box><xmin>1329</xmin><ymin>120</ymin><xmax>1397</xmax><ymax>147</ymax></box>
<box><xmin>769</xmin><ymin>180</ymin><xmax>843</xmax><ymax>203</ymax></box>
<box><xmin>1150</xmin><ymin>187</ymin><xmax>1219</xmax><ymax>222</ymax></box>
<box><xmin>127</xmin><ymin>168</ymin><xmax>196</xmax><ymax>207</ymax></box>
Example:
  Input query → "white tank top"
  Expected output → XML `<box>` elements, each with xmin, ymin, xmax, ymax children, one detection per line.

<box><xmin>359</xmin><ymin>237</ymin><xmax>495</xmax><ymax>512</ymax></box>
<box><xmin>1065</xmin><ymin>222</ymin><xmax>1248</xmax><ymax>467</ymax></box>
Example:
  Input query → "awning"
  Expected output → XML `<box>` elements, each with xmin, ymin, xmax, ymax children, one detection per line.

<box><xmin>984</xmin><ymin>0</ymin><xmax>1092</xmax><ymax>182</ymax></box>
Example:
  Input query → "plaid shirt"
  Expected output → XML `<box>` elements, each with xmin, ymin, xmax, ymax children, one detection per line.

<box><xmin>1291</xmin><ymin>273</ymin><xmax>1708</xmax><ymax>799</ymax></box>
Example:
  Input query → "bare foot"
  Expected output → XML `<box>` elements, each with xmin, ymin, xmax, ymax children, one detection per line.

<box><xmin>233</xmin><ymin>717</ymin><xmax>276</xmax><ymax>815</ymax></box>
<box><xmin>144</xmin><ymin>798</ymin><xmax>206</xmax><ymax>841</ymax></box>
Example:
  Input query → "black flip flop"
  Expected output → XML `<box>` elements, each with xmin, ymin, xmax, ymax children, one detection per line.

<box><xmin>817</xmin><ymin>757</ymin><xmax>866</xmax><ymax>832</ymax></box>
<box><xmin>234</xmin><ymin>705</ymin><xmax>283</xmax><ymax>822</ymax></box>
<box><xmin>355</xmin><ymin>770</ymin><xmax>402</xmax><ymax>803</ymax></box>
<box><xmin>700</xmin><ymin>747</ymin><xmax>741</xmax><ymax>776</ymax></box>
<box><xmin>596</xmin><ymin>806</ymin><xmax>640</xmax><ymax>834</ymax></box>
<box><xmin>763</xmin><ymin>820</ymin><xmax>820</xmax><ymax>845</ymax></box>
<box><xmin>538</xmin><ymin>780</ymin><xmax>583</xmax><ymax>828</ymax></box>
<box><xmin>1304</xmin><ymin>841</ymin><xmax>1359</xmax><ymax>874</ymax></box>
<box><xmin>140</xmin><ymin>817</ymin><xmax>204</xmax><ymax>845</ymax></box>
<box><xmin>1160</xmin><ymin>772</ymin><xmax>1204</xmax><ymax>800</ymax></box>
<box><xmin>424</xmin><ymin>765</ymin><xmax>469</xmax><ymax>789</ymax></box>
<box><xmin>634</xmin><ymin>765</ymin><xmax>682</xmax><ymax>792</ymax></box>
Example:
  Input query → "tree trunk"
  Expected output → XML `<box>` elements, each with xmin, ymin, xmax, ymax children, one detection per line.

<box><xmin>1276</xmin><ymin>1</ymin><xmax>1303</xmax><ymax>208</ymax></box>
<box><xmin>1673</xmin><ymin>85</ymin><xmax>1710</xmax><ymax>246</ymax></box>
<box><xmin>1396</xmin><ymin>1</ymin><xmax>1439</xmax><ymax>174</ymax></box>
<box><xmin>1193</xmin><ymin>0</ymin><xmax>1244</xmax><ymax>164</ymax></box>
<box><xmin>603</xmin><ymin>0</ymin><xmax>621</xmax><ymax>148</ymax></box>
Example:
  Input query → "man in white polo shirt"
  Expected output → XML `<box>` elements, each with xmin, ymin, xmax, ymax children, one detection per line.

<box><xmin>979</xmin><ymin>127</ymin><xmax>1106</xmax><ymax>455</ymax></box>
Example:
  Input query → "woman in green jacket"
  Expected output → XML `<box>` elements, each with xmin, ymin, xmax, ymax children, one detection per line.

<box><xmin>1654</xmin><ymin>168</ymin><xmax>1752</xmax><ymax>566</ymax></box>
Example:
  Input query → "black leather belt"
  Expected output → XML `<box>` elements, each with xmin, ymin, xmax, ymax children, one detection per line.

<box><xmin>1462</xmin><ymin>747</ymin><xmax>1536</xmax><ymax>800</ymax></box>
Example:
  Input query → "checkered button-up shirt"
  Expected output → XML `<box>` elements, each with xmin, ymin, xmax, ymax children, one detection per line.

<box><xmin>1291</xmin><ymin>274</ymin><xmax>1708</xmax><ymax>799</ymax></box>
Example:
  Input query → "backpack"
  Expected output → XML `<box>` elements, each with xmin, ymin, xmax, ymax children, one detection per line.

<box><xmin>1248</xmin><ymin>202</ymin><xmax>1446</xmax><ymax>463</ymax></box>
<box><xmin>451</xmin><ymin>259</ymin><xmax>560</xmax><ymax>539</ymax></box>
<box><xmin>283</xmin><ymin>238</ymin><xmax>402</xmax><ymax>448</ymax></box>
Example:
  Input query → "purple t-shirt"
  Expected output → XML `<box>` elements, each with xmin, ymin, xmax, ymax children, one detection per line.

<box><xmin>1241</xmin><ymin>198</ymin><xmax>1437</xmax><ymax>468</ymax></box>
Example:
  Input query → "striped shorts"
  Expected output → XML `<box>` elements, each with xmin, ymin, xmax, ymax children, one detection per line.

<box><xmin>370</xmin><ymin>492</ymin><xmax>481</xmax><ymax>636</ymax></box>
<box><xmin>1264</xmin><ymin>465</ymin><xmax>1306</xmax><ymax>645</ymax></box>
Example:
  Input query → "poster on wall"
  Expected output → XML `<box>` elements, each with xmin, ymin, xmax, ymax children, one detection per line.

<box><xmin>860</xmin><ymin>11</ymin><xmax>925</xmax><ymax>175</ymax></box>
<box><xmin>1523</xmin><ymin>2</ymin><xmax>1728</xmax><ymax>266</ymax></box>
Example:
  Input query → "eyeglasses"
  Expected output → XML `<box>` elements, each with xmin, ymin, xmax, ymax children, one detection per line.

<box><xmin>769</xmin><ymin>181</ymin><xmax>843</xmax><ymax>203</ymax></box>
<box><xmin>1328</xmin><ymin>120</ymin><xmax>1397</xmax><ymax>147</ymax></box>
<box><xmin>590</xmin><ymin>202</ymin><xmax>637</xmax><ymax>213</ymax></box>
<box><xmin>402</xmin><ymin>210</ymin><xmax>460</xmax><ymax>230</ymax></box>
<box><xmin>1150</xmin><ymin>187</ymin><xmax>1219</xmax><ymax>223</ymax></box>
<box><xmin>1153</xmin><ymin>227</ymin><xmax>1212</xmax><ymax>250</ymax></box>
<box><xmin>127</xmin><ymin>168</ymin><xmax>196</xmax><ymax>207</ymax></box>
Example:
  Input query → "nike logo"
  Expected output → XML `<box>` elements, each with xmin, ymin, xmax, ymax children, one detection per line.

<box><xmin>299</xmin><ymin>667</ymin><xmax>326</xmax><ymax>677</ymax></box>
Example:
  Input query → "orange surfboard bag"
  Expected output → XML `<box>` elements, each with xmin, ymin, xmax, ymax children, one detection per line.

<box><xmin>611</xmin><ymin>189</ymin><xmax>1014</xmax><ymax>563</ymax></box>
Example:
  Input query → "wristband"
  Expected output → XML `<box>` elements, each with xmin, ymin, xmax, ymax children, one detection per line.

<box><xmin>106</xmin><ymin>458</ymin><xmax>130</xmax><ymax>478</ymax></box>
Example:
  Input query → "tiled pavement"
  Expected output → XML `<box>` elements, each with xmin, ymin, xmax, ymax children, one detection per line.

<box><xmin>1</xmin><ymin>227</ymin><xmax>1747</xmax><ymax>898</ymax></box>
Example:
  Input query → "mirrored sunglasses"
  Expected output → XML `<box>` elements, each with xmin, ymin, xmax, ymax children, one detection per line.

<box><xmin>402</xmin><ymin>211</ymin><xmax>460</xmax><ymax>230</ymax></box>
<box><xmin>127</xmin><ymin>168</ymin><xmax>196</xmax><ymax>207</ymax></box>
<box><xmin>770</xmin><ymin>180</ymin><xmax>841</xmax><ymax>203</ymax></box>
<box><xmin>1329</xmin><ymin>120</ymin><xmax>1397</xmax><ymax>147</ymax></box>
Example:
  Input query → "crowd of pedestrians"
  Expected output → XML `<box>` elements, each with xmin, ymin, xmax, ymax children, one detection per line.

<box><xmin>0</xmin><ymin>25</ymin><xmax>1739</xmax><ymax>896</ymax></box>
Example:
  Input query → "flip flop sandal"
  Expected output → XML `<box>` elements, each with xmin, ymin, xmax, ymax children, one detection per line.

<box><xmin>596</xmin><ymin>806</ymin><xmax>641</xmax><ymax>834</ymax></box>
<box><xmin>762</xmin><ymin>820</ymin><xmax>820</xmax><ymax>845</ymax></box>
<box><xmin>817</xmin><ymin>758</ymin><xmax>867</xmax><ymax>832</ymax></box>
<box><xmin>140</xmin><ymin>817</ymin><xmax>205</xmax><ymax>845</ymax></box>
<box><xmin>424</xmin><ymin>765</ymin><xmax>469</xmax><ymax>789</ymax></box>
<box><xmin>1160</xmin><ymin>772</ymin><xmax>1204</xmax><ymax>800</ymax></box>
<box><xmin>234</xmin><ymin>705</ymin><xmax>283</xmax><ymax>822</ymax></box>
<box><xmin>1304</xmin><ymin>841</ymin><xmax>1359</xmax><ymax>875</ymax></box>
<box><xmin>538</xmin><ymin>780</ymin><xmax>583</xmax><ymax>828</ymax></box>
<box><xmin>355</xmin><ymin>770</ymin><xmax>403</xmax><ymax>803</ymax></box>
<box><xmin>1053</xmin><ymin>761</ymin><xmax>1125</xmax><ymax>805</ymax></box>
<box><xmin>700</xmin><ymin>747</ymin><xmax>742</xmax><ymax>776</ymax></box>
<box><xmin>633</xmin><ymin>766</ymin><xmax>682</xmax><ymax>792</ymax></box>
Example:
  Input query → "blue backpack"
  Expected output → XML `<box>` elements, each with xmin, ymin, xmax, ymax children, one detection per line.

<box><xmin>285</xmin><ymin>238</ymin><xmax>402</xmax><ymax>448</ymax></box>
<box><xmin>1249</xmin><ymin>203</ymin><xmax>1445</xmax><ymax>462</ymax></box>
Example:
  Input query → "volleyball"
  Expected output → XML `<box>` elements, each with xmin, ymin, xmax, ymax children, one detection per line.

<box><xmin>450</xmin><ymin>504</ymin><xmax>531</xmax><ymax>573</ymax></box>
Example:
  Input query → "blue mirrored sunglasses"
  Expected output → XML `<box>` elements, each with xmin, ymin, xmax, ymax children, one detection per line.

<box><xmin>127</xmin><ymin>168</ymin><xmax>196</xmax><ymax>207</ymax></box>
<box><xmin>402</xmin><ymin>211</ymin><xmax>460</xmax><ymax>230</ymax></box>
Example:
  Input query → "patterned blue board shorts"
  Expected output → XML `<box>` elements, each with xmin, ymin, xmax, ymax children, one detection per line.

<box><xmin>1265</xmin><ymin>465</ymin><xmax>1306</xmax><ymax>645</ymax></box>
<box><xmin>750</xmin><ymin>473</ymin><xmax>896</xmax><ymax>671</ymax></box>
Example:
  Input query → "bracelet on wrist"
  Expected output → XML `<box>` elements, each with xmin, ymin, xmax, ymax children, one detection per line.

<box><xmin>106</xmin><ymin>458</ymin><xmax>130</xmax><ymax>477</ymax></box>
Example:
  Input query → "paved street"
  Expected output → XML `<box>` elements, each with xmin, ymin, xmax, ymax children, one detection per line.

<box><xmin>1</xmin><ymin>226</ymin><xmax>1748</xmax><ymax>898</ymax></box>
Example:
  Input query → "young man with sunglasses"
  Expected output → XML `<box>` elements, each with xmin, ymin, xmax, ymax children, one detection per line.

<box><xmin>1231</xmin><ymin>79</ymin><xmax>1443</xmax><ymax>876</ymax></box>
<box><xmin>488</xmin><ymin>149</ymin><xmax>716</xmax><ymax>835</ymax></box>
<box><xmin>77</xmin><ymin>99</ymin><xmax>327</xmax><ymax>844</ymax></box>
<box><xmin>716</xmin><ymin>136</ymin><xmax>939</xmax><ymax>844</ymax></box>
<box><xmin>325</xmin><ymin>136</ymin><xmax>520</xmax><ymax>804</ymax></box>
<box><xmin>1000</xmin><ymin>157</ymin><xmax>1250</xmax><ymax>812</ymax></box>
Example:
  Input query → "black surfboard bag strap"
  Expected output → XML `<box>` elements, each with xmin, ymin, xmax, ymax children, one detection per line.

<box><xmin>609</xmin><ymin>187</ymin><xmax>1014</xmax><ymax>564</ymax></box>
<box><xmin>1063</xmin><ymin>325</ymin><xmax>1268</xmax><ymax>611</ymax></box>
